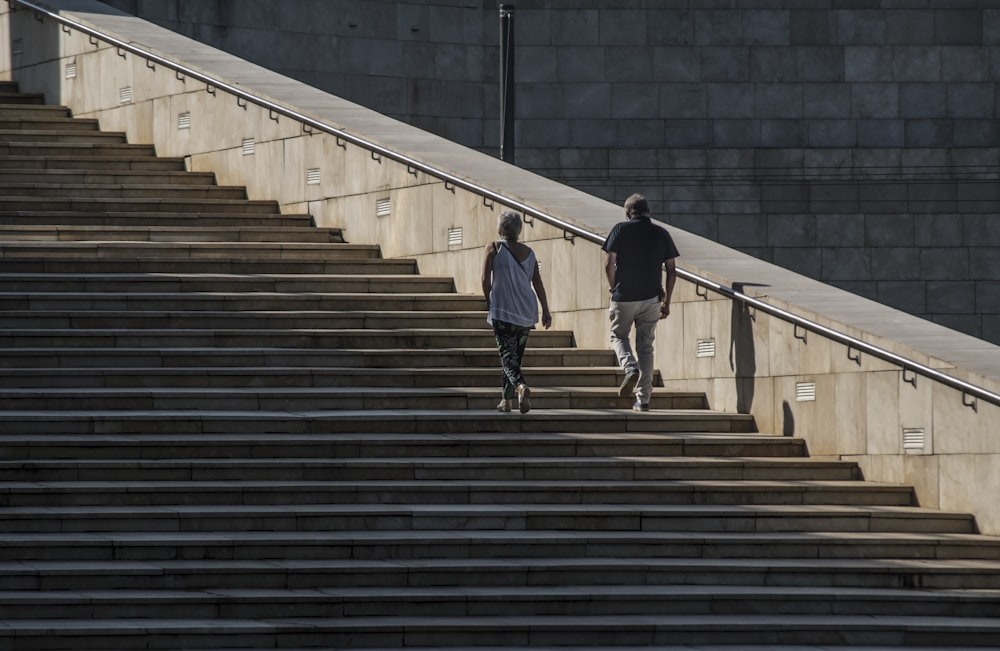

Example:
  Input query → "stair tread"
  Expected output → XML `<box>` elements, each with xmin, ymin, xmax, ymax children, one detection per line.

<box><xmin>0</xmin><ymin>407</ymin><xmax>751</xmax><ymax>418</ymax></box>
<box><xmin>2</xmin><ymin>584</ymin><xmax>999</xmax><ymax>601</ymax></box>
<box><xmin>7</xmin><ymin>555</ymin><xmax>1000</xmax><ymax>572</ymax></box>
<box><xmin>0</xmin><ymin>502</ymin><xmax>959</xmax><ymax>515</ymax></box>
<box><xmin>2</xmin><ymin>613</ymin><xmax>1000</xmax><ymax>630</ymax></box>
<box><xmin>0</xmin><ymin>478</ymin><xmax>902</xmax><ymax>488</ymax></box>
<box><xmin>3</xmin><ymin>528</ymin><xmax>995</xmax><ymax>543</ymax></box>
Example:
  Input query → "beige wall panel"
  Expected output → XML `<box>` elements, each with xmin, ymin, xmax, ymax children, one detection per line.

<box><xmin>931</xmin><ymin>384</ymin><xmax>1000</xmax><ymax>454</ymax></box>
<box><xmin>904</xmin><ymin>454</ymin><xmax>940</xmax><ymax>509</ymax></box>
<box><xmin>864</xmin><ymin>371</ymin><xmax>902</xmax><ymax>456</ymax></box>
<box><xmin>833</xmin><ymin>372</ymin><xmax>867</xmax><ymax>457</ymax></box>
<box><xmin>939</xmin><ymin>453</ymin><xmax>1000</xmax><ymax>533</ymax></box>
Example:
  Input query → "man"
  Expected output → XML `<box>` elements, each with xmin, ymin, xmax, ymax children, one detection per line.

<box><xmin>601</xmin><ymin>193</ymin><xmax>679</xmax><ymax>411</ymax></box>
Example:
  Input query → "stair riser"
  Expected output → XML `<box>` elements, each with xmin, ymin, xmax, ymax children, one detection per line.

<box><xmin>0</xmin><ymin>198</ymin><xmax>278</xmax><ymax>213</ymax></box>
<box><xmin>0</xmin><ymin>348</ymin><xmax>617</xmax><ymax>369</ymax></box>
<box><xmin>0</xmin><ymin>228</ymin><xmax>339</xmax><ymax>243</ymax></box>
<box><xmin>0</xmin><ymin>244</ymin><xmax>380</xmax><ymax>257</ymax></box>
<box><xmin>0</xmin><ymin>131</ymin><xmax>124</xmax><ymax>143</ymax></box>
<box><xmin>0</xmin><ymin>413</ymin><xmax>757</xmax><ymax>435</ymax></box>
<box><xmin>1</xmin><ymin>511</ymin><xmax>973</xmax><ymax>534</ymax></box>
<box><xmin>4</xmin><ymin>536</ymin><xmax>998</xmax><ymax>563</ymax></box>
<box><xmin>1</xmin><ymin>186</ymin><xmax>246</xmax><ymax>200</ymax></box>
<box><xmin>0</xmin><ymin>93</ymin><xmax>45</xmax><ymax>104</ymax></box>
<box><xmin>0</xmin><ymin>374</ymin><xmax>666</xmax><ymax>392</ymax></box>
<box><xmin>0</xmin><ymin>436</ymin><xmax>800</xmax><ymax>460</ymax></box>
<box><xmin>0</xmin><ymin>119</ymin><xmax>97</xmax><ymax>130</ymax></box>
<box><xmin>0</xmin><ymin>241</ymin><xmax>386</xmax><ymax>254</ymax></box>
<box><xmin>7</xmin><ymin>565</ymin><xmax>999</xmax><ymax>592</ymax></box>
<box><xmin>1</xmin><ymin>622</ymin><xmax>998</xmax><ymax>649</ymax></box>
<box><xmin>0</xmin><ymin>278</ymin><xmax>454</xmax><ymax>293</ymax></box>
<box><xmin>0</xmin><ymin>485</ymin><xmax>909</xmax><ymax>507</ymax></box>
<box><xmin>0</xmin><ymin>157</ymin><xmax>184</xmax><ymax>170</ymax></box>
<box><xmin>0</xmin><ymin>107</ymin><xmax>70</xmax><ymax>118</ymax></box>
<box><xmin>0</xmin><ymin>172</ymin><xmax>214</xmax><ymax>184</ymax></box>
<box><xmin>0</xmin><ymin>332</ymin><xmax>573</xmax><ymax>349</ymax></box>
<box><xmin>0</xmin><ymin>262</ymin><xmax>415</xmax><ymax>276</ymax></box>
<box><xmin>0</xmin><ymin>296</ymin><xmax>480</xmax><ymax>312</ymax></box>
<box><xmin>0</xmin><ymin>213</ymin><xmax>312</xmax><ymax>227</ymax></box>
<box><xmin>0</xmin><ymin>143</ymin><xmax>155</xmax><ymax>156</ymax></box>
<box><xmin>0</xmin><ymin>593</ymin><xmax>996</xmax><ymax>620</ymax></box>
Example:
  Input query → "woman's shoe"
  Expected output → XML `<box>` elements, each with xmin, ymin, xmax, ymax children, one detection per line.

<box><xmin>497</xmin><ymin>398</ymin><xmax>512</xmax><ymax>413</ymax></box>
<box><xmin>517</xmin><ymin>383</ymin><xmax>531</xmax><ymax>414</ymax></box>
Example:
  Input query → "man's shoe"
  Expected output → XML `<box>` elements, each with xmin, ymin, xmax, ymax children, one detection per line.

<box><xmin>633</xmin><ymin>401</ymin><xmax>650</xmax><ymax>412</ymax></box>
<box><xmin>497</xmin><ymin>398</ymin><xmax>512</xmax><ymax>413</ymax></box>
<box><xmin>517</xmin><ymin>383</ymin><xmax>531</xmax><ymax>414</ymax></box>
<box><xmin>618</xmin><ymin>372</ymin><xmax>639</xmax><ymax>398</ymax></box>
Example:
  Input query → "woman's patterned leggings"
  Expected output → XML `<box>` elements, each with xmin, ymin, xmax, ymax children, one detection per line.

<box><xmin>492</xmin><ymin>319</ymin><xmax>531</xmax><ymax>399</ymax></box>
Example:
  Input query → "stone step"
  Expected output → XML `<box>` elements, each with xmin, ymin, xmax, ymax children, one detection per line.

<box><xmin>0</xmin><ymin>327</ymin><xmax>572</xmax><ymax>350</ymax></box>
<box><xmin>0</xmin><ymin>408</ymin><xmax>757</xmax><ymax>435</ymax></box>
<box><xmin>0</xmin><ymin>478</ymin><xmax>907</xmax><ymax>506</ymax></box>
<box><xmin>0</xmin><ymin>195</ymin><xmax>279</xmax><ymax>213</ymax></box>
<box><xmin>0</xmin><ymin>585</ymin><xmax>997</xmax><ymax>620</ymax></box>
<box><xmin>0</xmin><ymin>431</ymin><xmax>798</xmax><ymax>460</ymax></box>
<box><xmin>0</xmin><ymin>241</ymin><xmax>381</xmax><ymax>258</ymax></box>
<box><xmin>0</xmin><ymin>141</ymin><xmax>157</xmax><ymax>157</ymax></box>
<box><xmin>0</xmin><ymin>292</ymin><xmax>481</xmax><ymax>312</ymax></box>
<box><xmin>0</xmin><ymin>116</ymin><xmax>99</xmax><ymax>131</ymax></box>
<box><xmin>0</xmin><ymin>386</ymin><xmax>684</xmax><ymax>411</ymax></box>
<box><xmin>0</xmin><ymin>273</ymin><xmax>455</xmax><ymax>293</ymax></box>
<box><xmin>0</xmin><ymin>102</ymin><xmax>68</xmax><ymax>117</ymax></box>
<box><xmin>2</xmin><ymin>613</ymin><xmax>999</xmax><ymax>648</ymax></box>
<box><xmin>0</xmin><ymin>258</ymin><xmax>419</xmax><ymax>274</ymax></box>
<box><xmin>0</xmin><ymin>210</ymin><xmax>313</xmax><ymax>227</ymax></box>
<box><xmin>9</xmin><ymin>556</ymin><xmax>1000</xmax><ymax>591</ymax></box>
<box><xmin>0</xmin><ymin>92</ymin><xmax>45</xmax><ymax>105</ymax></box>
<box><xmin>0</xmin><ymin>182</ymin><xmax>248</xmax><ymax>199</ymax></box>
<box><xmin>4</xmin><ymin>528</ymin><xmax>998</xmax><ymax>563</ymax></box>
<box><xmin>0</xmin><ymin>168</ymin><xmax>216</xmax><ymax>184</ymax></box>
<box><xmin>0</xmin><ymin>366</ymin><xmax>659</xmax><ymax>390</ymax></box>
<box><xmin>0</xmin><ymin>128</ymin><xmax>128</xmax><ymax>143</ymax></box>
<box><xmin>0</xmin><ymin>346</ymin><xmax>613</xmax><ymax>369</ymax></box>
<box><xmin>0</xmin><ymin>154</ymin><xmax>185</xmax><ymax>171</ymax></box>
<box><xmin>0</xmin><ymin>310</ymin><xmax>490</xmax><ymax>330</ymax></box>
<box><xmin>0</xmin><ymin>224</ymin><xmax>344</xmax><ymax>243</ymax></box>
<box><xmin>0</xmin><ymin>503</ymin><xmax>974</xmax><ymax>535</ymax></box>
<box><xmin>0</xmin><ymin>241</ymin><xmax>379</xmax><ymax>258</ymax></box>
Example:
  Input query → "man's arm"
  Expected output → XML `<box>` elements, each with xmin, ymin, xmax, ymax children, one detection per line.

<box><xmin>660</xmin><ymin>258</ymin><xmax>677</xmax><ymax>319</ymax></box>
<box><xmin>604</xmin><ymin>251</ymin><xmax>617</xmax><ymax>291</ymax></box>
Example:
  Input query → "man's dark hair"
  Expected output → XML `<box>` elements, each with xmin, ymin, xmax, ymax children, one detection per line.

<box><xmin>624</xmin><ymin>193</ymin><xmax>649</xmax><ymax>217</ymax></box>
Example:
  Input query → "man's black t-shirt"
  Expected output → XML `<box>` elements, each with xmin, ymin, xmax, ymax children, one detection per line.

<box><xmin>602</xmin><ymin>215</ymin><xmax>679</xmax><ymax>302</ymax></box>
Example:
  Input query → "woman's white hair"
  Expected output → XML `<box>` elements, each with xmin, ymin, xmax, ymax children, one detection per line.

<box><xmin>498</xmin><ymin>211</ymin><xmax>523</xmax><ymax>240</ymax></box>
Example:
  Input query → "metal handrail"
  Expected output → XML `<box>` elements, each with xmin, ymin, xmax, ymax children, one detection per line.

<box><xmin>11</xmin><ymin>0</ymin><xmax>1000</xmax><ymax>410</ymax></box>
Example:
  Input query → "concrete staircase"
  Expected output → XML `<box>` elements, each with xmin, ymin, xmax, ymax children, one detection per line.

<box><xmin>2</xmin><ymin>81</ymin><xmax>1000</xmax><ymax>650</ymax></box>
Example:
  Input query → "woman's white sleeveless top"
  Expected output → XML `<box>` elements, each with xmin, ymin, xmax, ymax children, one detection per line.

<box><xmin>487</xmin><ymin>242</ymin><xmax>538</xmax><ymax>328</ymax></box>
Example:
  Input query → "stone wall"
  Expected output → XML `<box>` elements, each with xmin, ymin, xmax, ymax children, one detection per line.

<box><xmin>98</xmin><ymin>0</ymin><xmax>1000</xmax><ymax>343</ymax></box>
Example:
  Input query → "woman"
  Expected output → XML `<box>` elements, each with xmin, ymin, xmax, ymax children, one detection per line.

<box><xmin>482</xmin><ymin>211</ymin><xmax>552</xmax><ymax>413</ymax></box>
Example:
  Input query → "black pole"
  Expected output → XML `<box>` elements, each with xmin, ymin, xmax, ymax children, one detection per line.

<box><xmin>499</xmin><ymin>4</ymin><xmax>515</xmax><ymax>163</ymax></box>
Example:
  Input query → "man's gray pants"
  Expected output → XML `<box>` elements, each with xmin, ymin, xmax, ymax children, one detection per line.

<box><xmin>608</xmin><ymin>297</ymin><xmax>660</xmax><ymax>404</ymax></box>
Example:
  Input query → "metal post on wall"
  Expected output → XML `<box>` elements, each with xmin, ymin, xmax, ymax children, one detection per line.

<box><xmin>499</xmin><ymin>4</ymin><xmax>515</xmax><ymax>163</ymax></box>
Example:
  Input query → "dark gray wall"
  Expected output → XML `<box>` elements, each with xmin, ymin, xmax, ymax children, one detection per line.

<box><xmin>100</xmin><ymin>0</ymin><xmax>1000</xmax><ymax>343</ymax></box>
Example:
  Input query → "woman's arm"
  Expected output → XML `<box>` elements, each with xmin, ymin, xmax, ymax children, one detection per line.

<box><xmin>531</xmin><ymin>260</ymin><xmax>552</xmax><ymax>329</ymax></box>
<box><xmin>481</xmin><ymin>242</ymin><xmax>497</xmax><ymax>309</ymax></box>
